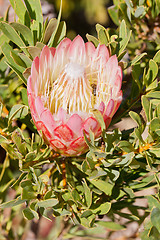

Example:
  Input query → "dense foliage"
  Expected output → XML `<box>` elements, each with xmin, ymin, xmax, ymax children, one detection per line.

<box><xmin>0</xmin><ymin>0</ymin><xmax>160</xmax><ymax>239</ymax></box>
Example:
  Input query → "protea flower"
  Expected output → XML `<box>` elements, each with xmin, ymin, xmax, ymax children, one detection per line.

<box><xmin>27</xmin><ymin>35</ymin><xmax>122</xmax><ymax>156</ymax></box>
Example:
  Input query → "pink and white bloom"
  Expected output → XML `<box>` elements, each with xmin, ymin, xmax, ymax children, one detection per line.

<box><xmin>27</xmin><ymin>35</ymin><xmax>122</xmax><ymax>156</ymax></box>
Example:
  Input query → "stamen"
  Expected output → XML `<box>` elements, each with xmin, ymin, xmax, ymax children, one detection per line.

<box><xmin>39</xmin><ymin>52</ymin><xmax>113</xmax><ymax>115</ymax></box>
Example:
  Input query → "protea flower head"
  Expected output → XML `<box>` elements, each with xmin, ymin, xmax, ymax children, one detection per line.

<box><xmin>27</xmin><ymin>35</ymin><xmax>122</xmax><ymax>156</ymax></box>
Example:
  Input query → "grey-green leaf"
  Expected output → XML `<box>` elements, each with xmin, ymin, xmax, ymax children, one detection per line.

<box><xmin>0</xmin><ymin>21</ymin><xmax>28</xmax><ymax>55</ymax></box>
<box><xmin>88</xmin><ymin>179</ymin><xmax>113</xmax><ymax>196</ymax></box>
<box><xmin>8</xmin><ymin>104</ymin><xmax>28</xmax><ymax>125</ymax></box>
<box><xmin>23</xmin><ymin>207</ymin><xmax>39</xmax><ymax>220</ymax></box>
<box><xmin>37</xmin><ymin>199</ymin><xmax>58</xmax><ymax>208</ymax></box>
<box><xmin>10</xmin><ymin>22</ymin><xmax>33</xmax><ymax>45</ymax></box>
<box><xmin>92</xmin><ymin>202</ymin><xmax>111</xmax><ymax>215</ymax></box>
<box><xmin>151</xmin><ymin>207</ymin><xmax>160</xmax><ymax>232</ymax></box>
<box><xmin>82</xmin><ymin>179</ymin><xmax>92</xmax><ymax>208</ymax></box>
<box><xmin>131</xmin><ymin>53</ymin><xmax>147</xmax><ymax>65</ymax></box>
<box><xmin>96</xmin><ymin>221</ymin><xmax>125</xmax><ymax>230</ymax></box>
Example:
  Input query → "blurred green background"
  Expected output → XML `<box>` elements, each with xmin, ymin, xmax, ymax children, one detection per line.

<box><xmin>47</xmin><ymin>0</ymin><xmax>112</xmax><ymax>40</ymax></box>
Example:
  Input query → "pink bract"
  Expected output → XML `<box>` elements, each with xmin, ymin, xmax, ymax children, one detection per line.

<box><xmin>27</xmin><ymin>35</ymin><xmax>122</xmax><ymax>156</ymax></box>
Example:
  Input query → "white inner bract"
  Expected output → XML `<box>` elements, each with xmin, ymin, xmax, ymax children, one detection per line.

<box><xmin>40</xmin><ymin>56</ymin><xmax>112</xmax><ymax>115</ymax></box>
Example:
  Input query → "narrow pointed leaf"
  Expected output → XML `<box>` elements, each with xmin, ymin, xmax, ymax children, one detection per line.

<box><xmin>9</xmin><ymin>0</ymin><xmax>30</xmax><ymax>26</ymax></box>
<box><xmin>0</xmin><ymin>22</ymin><xmax>28</xmax><ymax>55</ymax></box>
<box><xmin>10</xmin><ymin>22</ymin><xmax>33</xmax><ymax>45</ymax></box>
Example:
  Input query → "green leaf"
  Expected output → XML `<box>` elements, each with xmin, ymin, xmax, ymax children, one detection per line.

<box><xmin>149</xmin><ymin>60</ymin><xmax>158</xmax><ymax>81</ymax></box>
<box><xmin>71</xmin><ymin>189</ymin><xmax>81</xmax><ymax>202</ymax></box>
<box><xmin>147</xmin><ymin>196</ymin><xmax>160</xmax><ymax>210</ymax></box>
<box><xmin>0</xmin><ymin>135</ymin><xmax>9</xmax><ymax>144</ymax></box>
<box><xmin>25</xmin><ymin>152</ymin><xmax>36</xmax><ymax>162</ymax></box>
<box><xmin>89</xmin><ymin>168</ymin><xmax>107</xmax><ymax>180</ymax></box>
<box><xmin>134</xmin><ymin>6</ymin><xmax>146</xmax><ymax>18</ymax></box>
<box><xmin>81</xmin><ymin>160</ymin><xmax>90</xmax><ymax>173</ymax></box>
<box><xmin>37</xmin><ymin>199</ymin><xmax>58</xmax><ymax>208</ymax></box>
<box><xmin>11</xmin><ymin>172</ymin><xmax>27</xmax><ymax>188</ymax></box>
<box><xmin>1</xmin><ymin>42</ymin><xmax>24</xmax><ymax>72</ymax></box>
<box><xmin>81</xmin><ymin>210</ymin><xmax>92</xmax><ymax>218</ymax></box>
<box><xmin>25</xmin><ymin>0</ymin><xmax>43</xmax><ymax>24</ymax></box>
<box><xmin>29</xmin><ymin>166</ymin><xmax>38</xmax><ymax>183</ymax></box>
<box><xmin>146</xmin><ymin>79</ymin><xmax>158</xmax><ymax>91</ymax></box>
<box><xmin>118</xmin><ymin>20</ymin><xmax>131</xmax><ymax>54</ymax></box>
<box><xmin>153</xmin><ymin>50</ymin><xmax>160</xmax><ymax>63</ymax></box>
<box><xmin>107</xmin><ymin>169</ymin><xmax>120</xmax><ymax>181</ymax></box>
<box><xmin>8</xmin><ymin>104</ymin><xmax>28</xmax><ymax>125</ymax></box>
<box><xmin>9</xmin><ymin>0</ymin><xmax>30</xmax><ymax>27</ymax></box>
<box><xmin>82</xmin><ymin>179</ymin><xmax>92</xmax><ymax>208</ymax></box>
<box><xmin>0</xmin><ymin>197</ymin><xmax>26</xmax><ymax>209</ymax></box>
<box><xmin>43</xmin><ymin>18</ymin><xmax>57</xmax><ymax>44</ymax></box>
<box><xmin>129</xmin><ymin>111</ymin><xmax>142</xmax><ymax>127</ymax></box>
<box><xmin>125</xmin><ymin>0</ymin><xmax>133</xmax><ymax>8</ymax></box>
<box><xmin>88</xmin><ymin>179</ymin><xmax>113</xmax><ymax>196</ymax></box>
<box><xmin>52</xmin><ymin>21</ymin><xmax>66</xmax><ymax>47</ymax></box>
<box><xmin>130</xmin><ymin>175</ymin><xmax>155</xmax><ymax>189</ymax></box>
<box><xmin>11</xmin><ymin>50</ymin><xmax>27</xmax><ymax>68</ymax></box>
<box><xmin>98</xmin><ymin>29</ymin><xmax>108</xmax><ymax>45</ymax></box>
<box><xmin>156</xmin><ymin>104</ymin><xmax>160</xmax><ymax>118</ymax></box>
<box><xmin>96</xmin><ymin>221</ymin><xmax>125</xmax><ymax>230</ymax></box>
<box><xmin>131</xmin><ymin>53</ymin><xmax>147</xmax><ymax>65</ymax></box>
<box><xmin>142</xmin><ymin>95</ymin><xmax>150</xmax><ymax>122</ymax></box>
<box><xmin>118</xmin><ymin>140</ymin><xmax>135</xmax><ymax>153</ymax></box>
<box><xmin>149</xmin><ymin>226</ymin><xmax>160</xmax><ymax>239</ymax></box>
<box><xmin>145</xmin><ymin>152</ymin><xmax>152</xmax><ymax>169</ymax></box>
<box><xmin>6</xmin><ymin>61</ymin><xmax>27</xmax><ymax>85</ymax></box>
<box><xmin>145</xmin><ymin>60</ymin><xmax>159</xmax><ymax>86</ymax></box>
<box><xmin>27</xmin><ymin>45</ymin><xmax>41</xmax><ymax>59</ymax></box>
<box><xmin>62</xmin><ymin>192</ymin><xmax>72</xmax><ymax>201</ymax></box>
<box><xmin>92</xmin><ymin>202</ymin><xmax>111</xmax><ymax>215</ymax></box>
<box><xmin>92</xmin><ymin>109</ymin><xmax>106</xmax><ymax>131</ymax></box>
<box><xmin>96</xmin><ymin>24</ymin><xmax>109</xmax><ymax>45</ymax></box>
<box><xmin>1</xmin><ymin>42</ymin><xmax>27</xmax><ymax>84</ymax></box>
<box><xmin>81</xmin><ymin>214</ymin><xmax>95</xmax><ymax>228</ymax></box>
<box><xmin>123</xmin><ymin>188</ymin><xmax>135</xmax><ymax>198</ymax></box>
<box><xmin>132</xmin><ymin>63</ymin><xmax>142</xmax><ymax>90</ymax></box>
<box><xmin>118</xmin><ymin>152</ymin><xmax>134</xmax><ymax>166</ymax></box>
<box><xmin>12</xmin><ymin>131</ymin><xmax>27</xmax><ymax>156</ymax></box>
<box><xmin>21</xmin><ymin>180</ymin><xmax>36</xmax><ymax>200</ymax></box>
<box><xmin>0</xmin><ymin>22</ymin><xmax>28</xmax><ymax>55</ymax></box>
<box><xmin>150</xmin><ymin>118</ymin><xmax>160</xmax><ymax>133</ymax></box>
<box><xmin>24</xmin><ymin>0</ymin><xmax>43</xmax><ymax>40</ymax></box>
<box><xmin>1</xmin><ymin>143</ymin><xmax>21</xmax><ymax>159</ymax></box>
<box><xmin>146</xmin><ymin>91</ymin><xmax>160</xmax><ymax>99</ymax></box>
<box><xmin>23</xmin><ymin>207</ymin><xmax>39</xmax><ymax>220</ymax></box>
<box><xmin>108</xmin><ymin>6</ymin><xmax>119</xmax><ymax>25</ymax></box>
<box><xmin>86</xmin><ymin>34</ymin><xmax>99</xmax><ymax>47</ymax></box>
<box><xmin>83</xmin><ymin>131</ymin><xmax>96</xmax><ymax>151</ymax></box>
<box><xmin>48</xmin><ymin>0</ymin><xmax>62</xmax><ymax>47</ymax></box>
<box><xmin>89</xmin><ymin>128</ymin><xmax>95</xmax><ymax>145</ymax></box>
<box><xmin>21</xmin><ymin>88</ymin><xmax>29</xmax><ymax>106</ymax></box>
<box><xmin>151</xmin><ymin>208</ymin><xmax>160</xmax><ymax>232</ymax></box>
<box><xmin>18</xmin><ymin>53</ymin><xmax>32</xmax><ymax>68</ymax></box>
<box><xmin>127</xmin><ymin>6</ymin><xmax>132</xmax><ymax>21</ymax></box>
<box><xmin>0</xmin><ymin>33</ymin><xmax>9</xmax><ymax>47</ymax></box>
<box><xmin>134</xmin><ymin>128</ymin><xmax>145</xmax><ymax>143</ymax></box>
<box><xmin>10</xmin><ymin>22</ymin><xmax>33</xmax><ymax>45</ymax></box>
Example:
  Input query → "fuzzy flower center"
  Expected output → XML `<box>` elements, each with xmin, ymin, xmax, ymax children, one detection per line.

<box><xmin>48</xmin><ymin>61</ymin><xmax>94</xmax><ymax>114</ymax></box>
<box><xmin>65</xmin><ymin>62</ymin><xmax>85</xmax><ymax>79</ymax></box>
